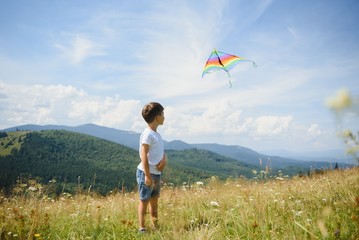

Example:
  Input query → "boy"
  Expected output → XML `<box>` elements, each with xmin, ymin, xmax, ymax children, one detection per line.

<box><xmin>136</xmin><ymin>102</ymin><xmax>167</xmax><ymax>232</ymax></box>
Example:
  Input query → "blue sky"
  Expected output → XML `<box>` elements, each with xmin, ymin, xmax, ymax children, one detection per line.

<box><xmin>1</xmin><ymin>0</ymin><xmax>358</xmax><ymax>154</ymax></box>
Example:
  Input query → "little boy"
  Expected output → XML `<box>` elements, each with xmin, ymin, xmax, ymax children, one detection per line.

<box><xmin>136</xmin><ymin>102</ymin><xmax>167</xmax><ymax>232</ymax></box>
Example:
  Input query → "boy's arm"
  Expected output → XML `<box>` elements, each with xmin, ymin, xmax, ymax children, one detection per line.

<box><xmin>156</xmin><ymin>153</ymin><xmax>167</xmax><ymax>171</ymax></box>
<box><xmin>140</xmin><ymin>143</ymin><xmax>152</xmax><ymax>186</ymax></box>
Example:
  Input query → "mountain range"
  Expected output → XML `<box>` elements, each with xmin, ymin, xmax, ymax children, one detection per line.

<box><xmin>3</xmin><ymin>123</ymin><xmax>356</xmax><ymax>167</ymax></box>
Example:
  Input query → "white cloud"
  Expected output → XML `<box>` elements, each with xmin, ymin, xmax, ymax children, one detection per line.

<box><xmin>0</xmin><ymin>82</ymin><xmax>85</xmax><ymax>127</ymax></box>
<box><xmin>55</xmin><ymin>35</ymin><xmax>106</xmax><ymax>64</ymax></box>
<box><xmin>69</xmin><ymin>97</ymin><xmax>142</xmax><ymax>130</ymax></box>
<box><xmin>163</xmin><ymin>99</ymin><xmax>296</xmax><ymax>141</ymax></box>
<box><xmin>254</xmin><ymin>115</ymin><xmax>293</xmax><ymax>136</ymax></box>
<box><xmin>0</xmin><ymin>81</ymin><xmax>143</xmax><ymax>130</ymax></box>
<box><xmin>307</xmin><ymin>124</ymin><xmax>322</xmax><ymax>136</ymax></box>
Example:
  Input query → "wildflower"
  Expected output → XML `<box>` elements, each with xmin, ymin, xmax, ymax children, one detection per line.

<box><xmin>196</xmin><ymin>181</ymin><xmax>204</xmax><ymax>186</ymax></box>
<box><xmin>210</xmin><ymin>201</ymin><xmax>220</xmax><ymax>207</ymax></box>
<box><xmin>34</xmin><ymin>233</ymin><xmax>40</xmax><ymax>238</ymax></box>
<box><xmin>341</xmin><ymin>129</ymin><xmax>353</xmax><ymax>138</ymax></box>
<box><xmin>325</xmin><ymin>88</ymin><xmax>352</xmax><ymax>111</ymax></box>
<box><xmin>211</xmin><ymin>176</ymin><xmax>218</xmax><ymax>182</ymax></box>
<box><xmin>294</xmin><ymin>211</ymin><xmax>303</xmax><ymax>216</ymax></box>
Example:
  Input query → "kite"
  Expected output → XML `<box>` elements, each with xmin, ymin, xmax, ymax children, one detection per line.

<box><xmin>202</xmin><ymin>48</ymin><xmax>257</xmax><ymax>87</ymax></box>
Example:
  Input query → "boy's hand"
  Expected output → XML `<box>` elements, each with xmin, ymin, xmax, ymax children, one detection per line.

<box><xmin>156</xmin><ymin>154</ymin><xmax>167</xmax><ymax>171</ymax></box>
<box><xmin>145</xmin><ymin>176</ymin><xmax>152</xmax><ymax>187</ymax></box>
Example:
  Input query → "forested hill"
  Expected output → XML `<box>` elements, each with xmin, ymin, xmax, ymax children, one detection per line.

<box><xmin>0</xmin><ymin>130</ymin><xmax>139</xmax><ymax>195</ymax></box>
<box><xmin>0</xmin><ymin>130</ymin><xmax>259</xmax><ymax>195</ymax></box>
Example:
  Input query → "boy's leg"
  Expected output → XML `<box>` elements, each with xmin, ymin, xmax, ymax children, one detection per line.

<box><xmin>149</xmin><ymin>174</ymin><xmax>161</xmax><ymax>228</ymax></box>
<box><xmin>138</xmin><ymin>200</ymin><xmax>149</xmax><ymax>230</ymax></box>
<box><xmin>137</xmin><ymin>169</ymin><xmax>152</xmax><ymax>230</ymax></box>
<box><xmin>149</xmin><ymin>197</ymin><xmax>159</xmax><ymax>228</ymax></box>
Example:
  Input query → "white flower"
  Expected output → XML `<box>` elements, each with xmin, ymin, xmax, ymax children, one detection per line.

<box><xmin>210</xmin><ymin>201</ymin><xmax>220</xmax><ymax>207</ymax></box>
<box><xmin>295</xmin><ymin>211</ymin><xmax>303</xmax><ymax>216</ymax></box>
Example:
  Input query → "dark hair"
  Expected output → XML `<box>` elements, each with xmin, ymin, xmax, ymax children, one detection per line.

<box><xmin>142</xmin><ymin>102</ymin><xmax>164</xmax><ymax>123</ymax></box>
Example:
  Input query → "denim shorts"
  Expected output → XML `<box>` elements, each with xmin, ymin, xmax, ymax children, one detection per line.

<box><xmin>136</xmin><ymin>169</ymin><xmax>161</xmax><ymax>201</ymax></box>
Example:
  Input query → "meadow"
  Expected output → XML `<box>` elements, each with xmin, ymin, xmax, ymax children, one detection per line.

<box><xmin>0</xmin><ymin>168</ymin><xmax>358</xmax><ymax>240</ymax></box>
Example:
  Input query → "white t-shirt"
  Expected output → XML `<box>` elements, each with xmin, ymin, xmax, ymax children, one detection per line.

<box><xmin>137</xmin><ymin>128</ymin><xmax>164</xmax><ymax>175</ymax></box>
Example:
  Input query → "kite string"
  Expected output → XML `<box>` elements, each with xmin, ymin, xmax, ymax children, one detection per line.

<box><xmin>226</xmin><ymin>71</ymin><xmax>232</xmax><ymax>88</ymax></box>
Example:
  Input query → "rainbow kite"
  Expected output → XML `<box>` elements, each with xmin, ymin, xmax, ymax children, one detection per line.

<box><xmin>202</xmin><ymin>49</ymin><xmax>257</xmax><ymax>87</ymax></box>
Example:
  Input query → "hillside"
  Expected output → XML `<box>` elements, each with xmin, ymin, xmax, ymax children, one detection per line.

<box><xmin>0</xmin><ymin>130</ymin><xmax>139</xmax><ymax>195</ymax></box>
<box><xmin>0</xmin><ymin>130</ymin><xmax>259</xmax><ymax>195</ymax></box>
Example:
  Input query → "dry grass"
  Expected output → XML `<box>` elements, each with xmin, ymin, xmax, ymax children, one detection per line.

<box><xmin>1</xmin><ymin>168</ymin><xmax>358</xmax><ymax>239</ymax></box>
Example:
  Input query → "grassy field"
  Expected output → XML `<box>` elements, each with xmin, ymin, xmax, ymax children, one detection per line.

<box><xmin>0</xmin><ymin>168</ymin><xmax>358</xmax><ymax>239</ymax></box>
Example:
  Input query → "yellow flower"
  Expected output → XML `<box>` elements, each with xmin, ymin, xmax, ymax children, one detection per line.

<box><xmin>341</xmin><ymin>129</ymin><xmax>353</xmax><ymax>138</ymax></box>
<box><xmin>34</xmin><ymin>233</ymin><xmax>40</xmax><ymax>238</ymax></box>
<box><xmin>325</xmin><ymin>89</ymin><xmax>352</xmax><ymax>111</ymax></box>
